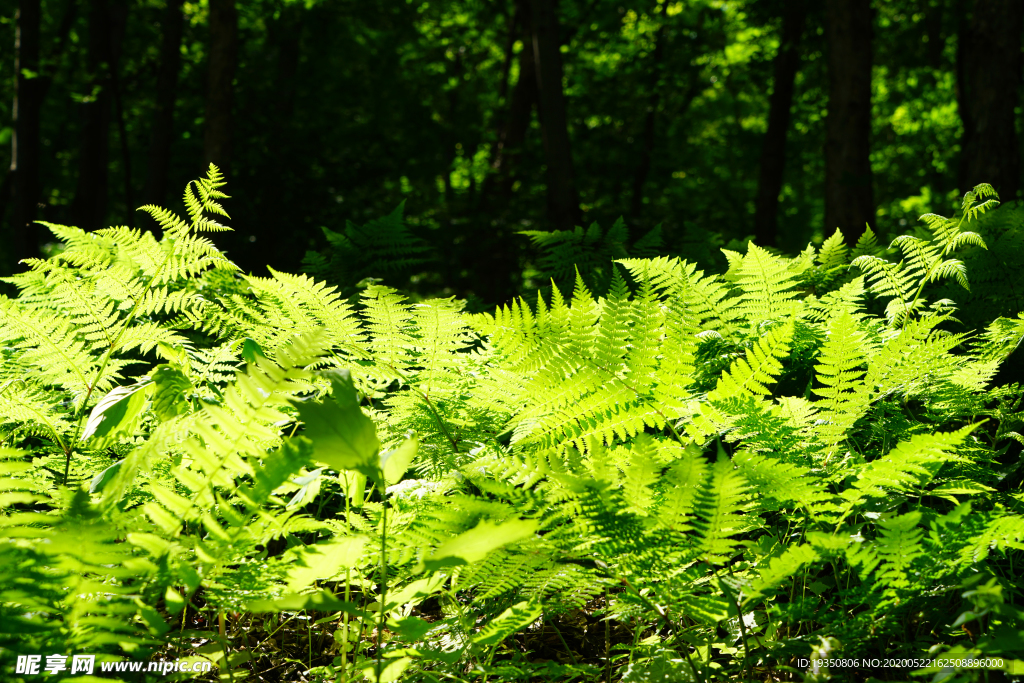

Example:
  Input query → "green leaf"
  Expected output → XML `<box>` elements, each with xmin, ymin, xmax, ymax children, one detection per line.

<box><xmin>420</xmin><ymin>519</ymin><xmax>538</xmax><ymax>572</ymax></box>
<box><xmin>358</xmin><ymin>656</ymin><xmax>412</xmax><ymax>683</ymax></box>
<box><xmin>150</xmin><ymin>365</ymin><xmax>191</xmax><ymax>421</ymax></box>
<box><xmin>388</xmin><ymin>616</ymin><xmax>434</xmax><ymax>642</ymax></box>
<box><xmin>247</xmin><ymin>590</ymin><xmax>370</xmax><ymax>617</ymax></box>
<box><xmin>241</xmin><ymin>337</ymin><xmax>267</xmax><ymax>364</ymax></box>
<box><xmin>294</xmin><ymin>369</ymin><xmax>379</xmax><ymax>475</ymax></box>
<box><xmin>165</xmin><ymin>587</ymin><xmax>185</xmax><ymax>614</ymax></box>
<box><xmin>472</xmin><ymin>600</ymin><xmax>543</xmax><ymax>646</ymax></box>
<box><xmin>621</xmin><ymin>649</ymin><xmax>696</xmax><ymax>682</ymax></box>
<box><xmin>82</xmin><ymin>382</ymin><xmax>152</xmax><ymax>444</ymax></box>
<box><xmin>381</xmin><ymin>437</ymin><xmax>417</xmax><ymax>486</ymax></box>
<box><xmin>88</xmin><ymin>460</ymin><xmax>123</xmax><ymax>494</ymax></box>
<box><xmin>285</xmin><ymin>535</ymin><xmax>369</xmax><ymax>591</ymax></box>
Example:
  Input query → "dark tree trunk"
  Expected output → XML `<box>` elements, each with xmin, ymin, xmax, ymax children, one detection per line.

<box><xmin>824</xmin><ymin>0</ymin><xmax>875</xmax><ymax>241</ymax></box>
<box><xmin>497</xmin><ymin>7</ymin><xmax>519</xmax><ymax>103</ymax></box>
<box><xmin>483</xmin><ymin>12</ymin><xmax>537</xmax><ymax>207</ymax></box>
<box><xmin>529</xmin><ymin>0</ymin><xmax>580</xmax><ymax>232</ymax></box>
<box><xmin>39</xmin><ymin>0</ymin><xmax>79</xmax><ymax>103</ymax></box>
<box><xmin>204</xmin><ymin>0</ymin><xmax>238</xmax><ymax>177</ymax></box>
<box><xmin>2</xmin><ymin>0</ymin><xmax>77</xmax><ymax>261</ymax></box>
<box><xmin>110</xmin><ymin>2</ymin><xmax>131</xmax><ymax>223</ymax></box>
<box><xmin>473</xmin><ymin>3</ymin><xmax>538</xmax><ymax>306</ymax></box>
<box><xmin>8</xmin><ymin>0</ymin><xmax>42</xmax><ymax>264</ymax></box>
<box><xmin>629</xmin><ymin>12</ymin><xmax>666</xmax><ymax>224</ymax></box>
<box><xmin>957</xmin><ymin>0</ymin><xmax>1022</xmax><ymax>198</ymax></box>
<box><xmin>753</xmin><ymin>1</ymin><xmax>805</xmax><ymax>247</ymax></box>
<box><xmin>271</xmin><ymin>3</ymin><xmax>301</xmax><ymax>128</ymax></box>
<box><xmin>70</xmin><ymin>0</ymin><xmax>127</xmax><ymax>232</ymax></box>
<box><xmin>143</xmin><ymin>0</ymin><xmax>185</xmax><ymax>208</ymax></box>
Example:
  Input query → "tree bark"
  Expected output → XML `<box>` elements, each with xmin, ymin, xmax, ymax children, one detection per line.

<box><xmin>629</xmin><ymin>10</ymin><xmax>667</xmax><ymax>224</ymax></box>
<box><xmin>529</xmin><ymin>0</ymin><xmax>580</xmax><ymax>232</ymax></box>
<box><xmin>473</xmin><ymin>3</ymin><xmax>538</xmax><ymax>306</ymax></box>
<box><xmin>824</xmin><ymin>0</ymin><xmax>875</xmax><ymax>240</ymax></box>
<box><xmin>143</xmin><ymin>0</ymin><xmax>185</xmax><ymax>208</ymax></box>
<box><xmin>1</xmin><ymin>0</ymin><xmax>77</xmax><ymax>262</ymax></box>
<box><xmin>70</xmin><ymin>0</ymin><xmax>127</xmax><ymax>232</ymax></box>
<box><xmin>8</xmin><ymin>0</ymin><xmax>42</xmax><ymax>263</ymax></box>
<box><xmin>204</xmin><ymin>0</ymin><xmax>238</xmax><ymax>178</ymax></box>
<box><xmin>483</xmin><ymin>11</ymin><xmax>537</xmax><ymax>207</ymax></box>
<box><xmin>957</xmin><ymin>0</ymin><xmax>1022</xmax><ymax>198</ymax></box>
<box><xmin>753</xmin><ymin>1</ymin><xmax>805</xmax><ymax>247</ymax></box>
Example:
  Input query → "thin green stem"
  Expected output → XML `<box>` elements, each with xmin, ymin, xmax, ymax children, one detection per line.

<box><xmin>376</xmin><ymin>484</ymin><xmax>389</xmax><ymax>682</ymax></box>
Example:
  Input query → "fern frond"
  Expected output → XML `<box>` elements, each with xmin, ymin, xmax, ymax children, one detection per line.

<box><xmin>812</xmin><ymin>310</ymin><xmax>871</xmax><ymax>462</ymax></box>
<box><xmin>732</xmin><ymin>244</ymin><xmax>803</xmax><ymax>325</ymax></box>
<box><xmin>693</xmin><ymin>456</ymin><xmax>747</xmax><ymax>565</ymax></box>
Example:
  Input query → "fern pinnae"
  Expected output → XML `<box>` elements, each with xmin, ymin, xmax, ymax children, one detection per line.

<box><xmin>812</xmin><ymin>309</ymin><xmax>871</xmax><ymax>463</ymax></box>
<box><xmin>693</xmin><ymin>454</ymin><xmax>747</xmax><ymax>566</ymax></box>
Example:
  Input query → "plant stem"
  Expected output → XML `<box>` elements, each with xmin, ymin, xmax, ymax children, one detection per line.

<box><xmin>376</xmin><ymin>484</ymin><xmax>389</xmax><ymax>682</ymax></box>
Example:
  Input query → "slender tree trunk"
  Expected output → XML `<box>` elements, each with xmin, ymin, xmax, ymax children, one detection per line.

<box><xmin>957</xmin><ymin>0</ymin><xmax>1022</xmax><ymax>198</ymax></box>
<box><xmin>1</xmin><ymin>0</ymin><xmax>77</xmax><ymax>257</ymax></box>
<box><xmin>204</xmin><ymin>0</ymin><xmax>238</xmax><ymax>177</ymax></box>
<box><xmin>529</xmin><ymin>0</ymin><xmax>580</xmax><ymax>232</ymax></box>
<box><xmin>629</xmin><ymin>11</ymin><xmax>666</xmax><ymax>224</ymax></box>
<box><xmin>70</xmin><ymin>0</ymin><xmax>127</xmax><ymax>232</ymax></box>
<box><xmin>39</xmin><ymin>0</ymin><xmax>79</xmax><ymax>103</ymax></box>
<box><xmin>753</xmin><ymin>1</ymin><xmax>805</xmax><ymax>247</ymax></box>
<box><xmin>923</xmin><ymin>0</ymin><xmax>945</xmax><ymax>195</ymax></box>
<box><xmin>824</xmin><ymin>0</ymin><xmax>875</xmax><ymax>240</ymax></box>
<box><xmin>497</xmin><ymin>7</ymin><xmax>519</xmax><ymax>103</ymax></box>
<box><xmin>483</xmin><ymin>16</ymin><xmax>537</xmax><ymax>207</ymax></box>
<box><xmin>109</xmin><ymin>2</ymin><xmax>132</xmax><ymax>223</ymax></box>
<box><xmin>143</xmin><ymin>0</ymin><xmax>185</xmax><ymax>207</ymax></box>
<box><xmin>9</xmin><ymin>0</ymin><xmax>42</xmax><ymax>264</ymax></box>
<box><xmin>472</xmin><ymin>4</ymin><xmax>538</xmax><ymax>306</ymax></box>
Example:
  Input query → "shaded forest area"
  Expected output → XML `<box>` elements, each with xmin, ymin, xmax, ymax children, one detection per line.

<box><xmin>2</xmin><ymin>0</ymin><xmax>1022</xmax><ymax>306</ymax></box>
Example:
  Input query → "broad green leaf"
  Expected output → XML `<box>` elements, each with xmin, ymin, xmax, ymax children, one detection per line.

<box><xmin>286</xmin><ymin>535</ymin><xmax>369</xmax><ymax>591</ymax></box>
<box><xmin>381</xmin><ymin>437</ymin><xmax>417</xmax><ymax>486</ymax></box>
<box><xmin>89</xmin><ymin>460</ymin><xmax>123</xmax><ymax>494</ymax></box>
<box><xmin>82</xmin><ymin>382</ymin><xmax>152</xmax><ymax>443</ymax></box>
<box><xmin>384</xmin><ymin>574</ymin><xmax>447</xmax><ymax>611</ymax></box>
<box><xmin>241</xmin><ymin>337</ymin><xmax>267</xmax><ymax>364</ymax></box>
<box><xmin>358</xmin><ymin>656</ymin><xmax>412</xmax><ymax>683</ymax></box>
<box><xmin>387</xmin><ymin>616</ymin><xmax>434</xmax><ymax>642</ymax></box>
<box><xmin>420</xmin><ymin>519</ymin><xmax>538</xmax><ymax>572</ymax></box>
<box><xmin>294</xmin><ymin>370</ymin><xmax>379</xmax><ymax>475</ymax></box>
<box><xmin>247</xmin><ymin>590</ymin><xmax>370</xmax><ymax>617</ymax></box>
<box><xmin>621</xmin><ymin>650</ymin><xmax>696</xmax><ymax>682</ymax></box>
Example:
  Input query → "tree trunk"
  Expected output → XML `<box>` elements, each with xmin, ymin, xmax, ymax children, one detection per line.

<box><xmin>957</xmin><ymin>0</ymin><xmax>1022</xmax><ymax>198</ymax></box>
<box><xmin>1</xmin><ymin>0</ymin><xmax>77</xmax><ymax>263</ymax></box>
<box><xmin>143</xmin><ymin>0</ymin><xmax>185</xmax><ymax>208</ymax></box>
<box><xmin>70</xmin><ymin>0</ymin><xmax>127</xmax><ymax>232</ymax></box>
<box><xmin>483</xmin><ymin>11</ymin><xmax>537</xmax><ymax>207</ymax></box>
<box><xmin>629</xmin><ymin>11</ymin><xmax>666</xmax><ymax>224</ymax></box>
<box><xmin>529</xmin><ymin>0</ymin><xmax>580</xmax><ymax>232</ymax></box>
<box><xmin>8</xmin><ymin>0</ymin><xmax>42</xmax><ymax>264</ymax></box>
<box><xmin>823</xmin><ymin>0</ymin><xmax>875</xmax><ymax>240</ymax></box>
<box><xmin>753</xmin><ymin>1</ymin><xmax>805</xmax><ymax>248</ymax></box>
<box><xmin>473</xmin><ymin>3</ymin><xmax>538</xmax><ymax>306</ymax></box>
<box><xmin>204</xmin><ymin>0</ymin><xmax>238</xmax><ymax>178</ymax></box>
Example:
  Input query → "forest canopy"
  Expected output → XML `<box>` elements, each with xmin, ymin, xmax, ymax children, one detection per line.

<box><xmin>2</xmin><ymin>0</ymin><xmax>1021</xmax><ymax>306</ymax></box>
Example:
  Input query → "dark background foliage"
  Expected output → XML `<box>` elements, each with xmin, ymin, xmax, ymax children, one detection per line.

<box><xmin>1</xmin><ymin>0</ymin><xmax>1021</xmax><ymax>307</ymax></box>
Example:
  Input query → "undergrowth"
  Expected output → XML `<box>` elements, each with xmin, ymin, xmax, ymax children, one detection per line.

<box><xmin>1</xmin><ymin>168</ymin><xmax>1022</xmax><ymax>683</ymax></box>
